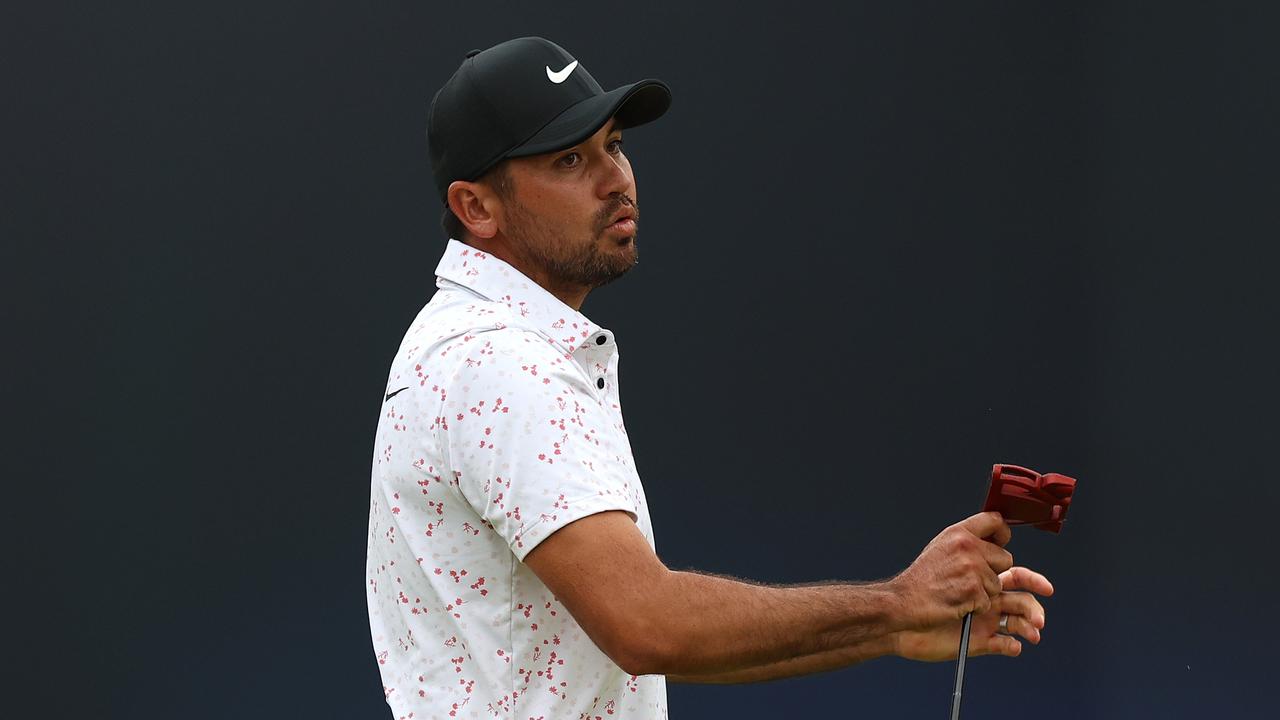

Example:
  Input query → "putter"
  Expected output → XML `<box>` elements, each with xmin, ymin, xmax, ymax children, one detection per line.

<box><xmin>949</xmin><ymin>463</ymin><xmax>1077</xmax><ymax>720</ymax></box>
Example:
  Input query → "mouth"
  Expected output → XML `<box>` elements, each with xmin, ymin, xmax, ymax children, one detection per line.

<box><xmin>605</xmin><ymin>217</ymin><xmax>637</xmax><ymax>236</ymax></box>
<box><xmin>607</xmin><ymin>206</ymin><xmax>636</xmax><ymax>224</ymax></box>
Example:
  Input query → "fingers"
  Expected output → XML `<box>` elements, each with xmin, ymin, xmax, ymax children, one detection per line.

<box><xmin>999</xmin><ymin>613</ymin><xmax>1041</xmax><ymax>645</ymax></box>
<box><xmin>980</xmin><ymin>541</ymin><xmax>1015</xmax><ymax>575</ymax></box>
<box><xmin>973</xmin><ymin>533</ymin><xmax>1013</xmax><ymax>608</ymax></box>
<box><xmin>1000</xmin><ymin>566</ymin><xmax>1054</xmax><ymax>597</ymax></box>
<box><xmin>970</xmin><ymin>610</ymin><xmax>1031</xmax><ymax>658</ymax></box>
<box><xmin>960</xmin><ymin>511</ymin><xmax>1012</xmax><ymax>547</ymax></box>
<box><xmin>965</xmin><ymin>618</ymin><xmax>1024</xmax><ymax>658</ymax></box>
<box><xmin>979</xmin><ymin>567</ymin><xmax>1003</xmax><ymax>606</ymax></box>
<box><xmin>998</xmin><ymin>591</ymin><xmax>1046</xmax><ymax>629</ymax></box>
<box><xmin>988</xmin><ymin>591</ymin><xmax>1047</xmax><ymax>657</ymax></box>
<box><xmin>984</xmin><ymin>634</ymin><xmax>1022</xmax><ymax>658</ymax></box>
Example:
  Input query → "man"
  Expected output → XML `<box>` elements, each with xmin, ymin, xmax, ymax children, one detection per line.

<box><xmin>366</xmin><ymin>36</ymin><xmax>1054</xmax><ymax>719</ymax></box>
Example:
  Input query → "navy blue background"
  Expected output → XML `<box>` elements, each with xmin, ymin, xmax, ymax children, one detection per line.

<box><xmin>5</xmin><ymin>1</ymin><xmax>1277</xmax><ymax>717</ymax></box>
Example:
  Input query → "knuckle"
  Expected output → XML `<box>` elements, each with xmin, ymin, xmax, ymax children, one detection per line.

<box><xmin>973</xmin><ymin>578</ymin><xmax>990</xmax><ymax>599</ymax></box>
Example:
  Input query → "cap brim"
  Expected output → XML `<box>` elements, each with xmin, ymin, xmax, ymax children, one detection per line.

<box><xmin>503</xmin><ymin>79</ymin><xmax>671</xmax><ymax>158</ymax></box>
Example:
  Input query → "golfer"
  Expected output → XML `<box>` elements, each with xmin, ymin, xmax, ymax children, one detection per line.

<box><xmin>365</xmin><ymin>36</ymin><xmax>1054</xmax><ymax>719</ymax></box>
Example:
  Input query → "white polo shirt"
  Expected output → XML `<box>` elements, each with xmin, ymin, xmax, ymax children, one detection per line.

<box><xmin>366</xmin><ymin>238</ymin><xmax>667</xmax><ymax>719</ymax></box>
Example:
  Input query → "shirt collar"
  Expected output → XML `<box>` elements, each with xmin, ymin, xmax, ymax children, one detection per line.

<box><xmin>434</xmin><ymin>238</ymin><xmax>604</xmax><ymax>356</ymax></box>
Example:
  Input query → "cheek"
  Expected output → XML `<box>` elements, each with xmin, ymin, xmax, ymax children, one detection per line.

<box><xmin>514</xmin><ymin>192</ymin><xmax>561</xmax><ymax>227</ymax></box>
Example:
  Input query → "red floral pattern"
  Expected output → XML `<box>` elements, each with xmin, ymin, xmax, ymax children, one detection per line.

<box><xmin>366</xmin><ymin>239</ymin><xmax>667</xmax><ymax>718</ymax></box>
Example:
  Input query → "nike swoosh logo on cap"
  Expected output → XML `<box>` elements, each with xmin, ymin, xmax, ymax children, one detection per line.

<box><xmin>546</xmin><ymin>60</ymin><xmax>578</xmax><ymax>84</ymax></box>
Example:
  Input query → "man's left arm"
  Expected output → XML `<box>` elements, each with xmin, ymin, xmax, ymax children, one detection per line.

<box><xmin>665</xmin><ymin>630</ymin><xmax>895</xmax><ymax>684</ymax></box>
<box><xmin>666</xmin><ymin>567</ymin><xmax>1050</xmax><ymax>684</ymax></box>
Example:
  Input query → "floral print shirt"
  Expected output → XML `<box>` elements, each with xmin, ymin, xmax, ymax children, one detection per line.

<box><xmin>366</xmin><ymin>238</ymin><xmax>666</xmax><ymax>719</ymax></box>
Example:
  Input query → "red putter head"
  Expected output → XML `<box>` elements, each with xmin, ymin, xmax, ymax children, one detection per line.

<box><xmin>982</xmin><ymin>463</ymin><xmax>1076</xmax><ymax>533</ymax></box>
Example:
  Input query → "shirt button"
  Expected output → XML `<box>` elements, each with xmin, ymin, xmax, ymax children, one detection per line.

<box><xmin>596</xmin><ymin>377</ymin><xmax>605</xmax><ymax>389</ymax></box>
<box><xmin>595</xmin><ymin>335</ymin><xmax>608</xmax><ymax>345</ymax></box>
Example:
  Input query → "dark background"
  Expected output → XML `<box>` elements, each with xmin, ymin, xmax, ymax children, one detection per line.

<box><xmin>6</xmin><ymin>1</ymin><xmax>1277</xmax><ymax>717</ymax></box>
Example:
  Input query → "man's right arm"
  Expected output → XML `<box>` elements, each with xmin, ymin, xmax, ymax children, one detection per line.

<box><xmin>522</xmin><ymin>510</ymin><xmax>1017</xmax><ymax>678</ymax></box>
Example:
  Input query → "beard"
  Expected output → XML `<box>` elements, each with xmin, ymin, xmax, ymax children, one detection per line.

<box><xmin>504</xmin><ymin>195</ymin><xmax>639</xmax><ymax>291</ymax></box>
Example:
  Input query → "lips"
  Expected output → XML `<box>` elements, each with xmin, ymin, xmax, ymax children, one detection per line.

<box><xmin>605</xmin><ymin>218</ymin><xmax>636</xmax><ymax>235</ymax></box>
<box><xmin>608</xmin><ymin>208</ymin><xmax>635</xmax><ymax>225</ymax></box>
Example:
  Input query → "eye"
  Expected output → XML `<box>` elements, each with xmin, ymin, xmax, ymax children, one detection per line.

<box><xmin>557</xmin><ymin>139</ymin><xmax>625</xmax><ymax>168</ymax></box>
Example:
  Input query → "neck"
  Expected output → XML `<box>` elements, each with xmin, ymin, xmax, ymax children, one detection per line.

<box><xmin>462</xmin><ymin>235</ymin><xmax>589</xmax><ymax>311</ymax></box>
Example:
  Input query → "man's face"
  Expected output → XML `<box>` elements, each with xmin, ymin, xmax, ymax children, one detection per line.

<box><xmin>495</xmin><ymin>117</ymin><xmax>639</xmax><ymax>292</ymax></box>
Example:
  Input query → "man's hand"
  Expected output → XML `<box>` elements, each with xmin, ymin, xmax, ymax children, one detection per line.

<box><xmin>886</xmin><ymin>511</ymin><xmax>1014</xmax><ymax>629</ymax></box>
<box><xmin>891</xmin><ymin>567</ymin><xmax>1054</xmax><ymax>661</ymax></box>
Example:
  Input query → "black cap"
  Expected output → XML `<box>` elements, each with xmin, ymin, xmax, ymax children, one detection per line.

<box><xmin>427</xmin><ymin>36</ymin><xmax>672</xmax><ymax>205</ymax></box>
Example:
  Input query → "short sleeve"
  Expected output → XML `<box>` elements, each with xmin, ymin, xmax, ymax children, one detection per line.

<box><xmin>438</xmin><ymin>329</ymin><xmax>639</xmax><ymax>561</ymax></box>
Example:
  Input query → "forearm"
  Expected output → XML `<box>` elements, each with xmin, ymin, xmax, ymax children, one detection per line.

<box><xmin>667</xmin><ymin>630</ymin><xmax>898</xmax><ymax>684</ymax></box>
<box><xmin>645</xmin><ymin>569</ymin><xmax>906</xmax><ymax>677</ymax></box>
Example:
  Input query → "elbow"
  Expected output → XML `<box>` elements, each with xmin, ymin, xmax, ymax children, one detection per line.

<box><xmin>613</xmin><ymin>621</ymin><xmax>670</xmax><ymax>676</ymax></box>
<box><xmin>607</xmin><ymin>574</ymin><xmax>675</xmax><ymax>676</ymax></box>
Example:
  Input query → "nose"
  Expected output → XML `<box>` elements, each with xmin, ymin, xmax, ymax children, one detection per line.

<box><xmin>598</xmin><ymin>151</ymin><xmax>632</xmax><ymax>200</ymax></box>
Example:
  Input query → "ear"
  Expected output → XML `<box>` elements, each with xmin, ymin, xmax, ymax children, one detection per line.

<box><xmin>447</xmin><ymin>180</ymin><xmax>501</xmax><ymax>240</ymax></box>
